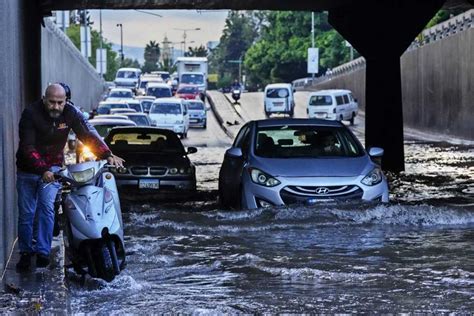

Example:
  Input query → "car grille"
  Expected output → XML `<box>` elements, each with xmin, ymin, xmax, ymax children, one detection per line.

<box><xmin>280</xmin><ymin>185</ymin><xmax>363</xmax><ymax>204</ymax></box>
<box><xmin>130</xmin><ymin>166</ymin><xmax>167</xmax><ymax>176</ymax></box>
<box><xmin>150</xmin><ymin>167</ymin><xmax>167</xmax><ymax>176</ymax></box>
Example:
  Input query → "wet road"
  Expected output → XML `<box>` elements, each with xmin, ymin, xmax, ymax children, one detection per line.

<box><xmin>69</xmin><ymin>93</ymin><xmax>474</xmax><ymax>313</ymax></box>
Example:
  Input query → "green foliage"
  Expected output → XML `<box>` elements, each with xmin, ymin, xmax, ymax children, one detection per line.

<box><xmin>425</xmin><ymin>9</ymin><xmax>466</xmax><ymax>29</ymax></box>
<box><xmin>209</xmin><ymin>11</ymin><xmax>258</xmax><ymax>83</ymax></box>
<box><xmin>217</xmin><ymin>74</ymin><xmax>232</xmax><ymax>89</ymax></box>
<box><xmin>66</xmin><ymin>24</ymin><xmax>120</xmax><ymax>81</ymax></box>
<box><xmin>186</xmin><ymin>45</ymin><xmax>208</xmax><ymax>57</ymax></box>
<box><xmin>121</xmin><ymin>58</ymin><xmax>141</xmax><ymax>69</ymax></box>
<box><xmin>142</xmin><ymin>40</ymin><xmax>161</xmax><ymax>73</ymax></box>
<box><xmin>244</xmin><ymin>11</ymin><xmax>352</xmax><ymax>89</ymax></box>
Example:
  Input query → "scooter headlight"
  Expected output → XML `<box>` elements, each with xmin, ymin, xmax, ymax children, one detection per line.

<box><xmin>249</xmin><ymin>168</ymin><xmax>280</xmax><ymax>187</ymax></box>
<box><xmin>361</xmin><ymin>168</ymin><xmax>383</xmax><ymax>186</ymax></box>
<box><xmin>71</xmin><ymin>168</ymin><xmax>95</xmax><ymax>183</ymax></box>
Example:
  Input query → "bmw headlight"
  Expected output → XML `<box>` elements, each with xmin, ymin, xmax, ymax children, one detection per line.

<box><xmin>249</xmin><ymin>168</ymin><xmax>280</xmax><ymax>187</ymax></box>
<box><xmin>361</xmin><ymin>168</ymin><xmax>383</xmax><ymax>186</ymax></box>
<box><xmin>169</xmin><ymin>168</ymin><xmax>178</xmax><ymax>174</ymax></box>
<box><xmin>71</xmin><ymin>168</ymin><xmax>95</xmax><ymax>183</ymax></box>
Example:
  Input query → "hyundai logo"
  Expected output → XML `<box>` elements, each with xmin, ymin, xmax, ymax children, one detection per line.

<box><xmin>314</xmin><ymin>187</ymin><xmax>330</xmax><ymax>195</ymax></box>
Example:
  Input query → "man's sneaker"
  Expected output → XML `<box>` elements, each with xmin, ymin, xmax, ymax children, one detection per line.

<box><xmin>16</xmin><ymin>252</ymin><xmax>32</xmax><ymax>272</ymax></box>
<box><xmin>36</xmin><ymin>254</ymin><xmax>50</xmax><ymax>268</ymax></box>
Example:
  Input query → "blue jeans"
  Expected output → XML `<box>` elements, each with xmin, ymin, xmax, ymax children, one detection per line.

<box><xmin>17</xmin><ymin>169</ymin><xmax>61</xmax><ymax>256</ymax></box>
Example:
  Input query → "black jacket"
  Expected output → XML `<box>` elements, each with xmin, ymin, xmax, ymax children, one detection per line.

<box><xmin>16</xmin><ymin>100</ymin><xmax>112</xmax><ymax>175</ymax></box>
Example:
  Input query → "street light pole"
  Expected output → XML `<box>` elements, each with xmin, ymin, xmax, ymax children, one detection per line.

<box><xmin>173</xmin><ymin>28</ymin><xmax>200</xmax><ymax>56</ymax></box>
<box><xmin>116</xmin><ymin>23</ymin><xmax>124</xmax><ymax>62</ymax></box>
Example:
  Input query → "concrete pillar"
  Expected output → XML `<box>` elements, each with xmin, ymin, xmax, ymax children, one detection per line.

<box><xmin>329</xmin><ymin>0</ymin><xmax>445</xmax><ymax>172</ymax></box>
<box><xmin>22</xmin><ymin>0</ymin><xmax>42</xmax><ymax>105</ymax></box>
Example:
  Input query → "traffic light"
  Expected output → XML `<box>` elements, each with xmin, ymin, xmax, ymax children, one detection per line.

<box><xmin>78</xmin><ymin>10</ymin><xmax>93</xmax><ymax>26</ymax></box>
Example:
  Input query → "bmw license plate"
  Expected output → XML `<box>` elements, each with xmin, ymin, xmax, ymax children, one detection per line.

<box><xmin>139</xmin><ymin>179</ymin><xmax>160</xmax><ymax>189</ymax></box>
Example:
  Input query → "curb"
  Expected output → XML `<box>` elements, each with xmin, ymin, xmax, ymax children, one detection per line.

<box><xmin>0</xmin><ymin>234</ymin><xmax>70</xmax><ymax>314</ymax></box>
<box><xmin>205</xmin><ymin>92</ymin><xmax>234</xmax><ymax>139</ymax></box>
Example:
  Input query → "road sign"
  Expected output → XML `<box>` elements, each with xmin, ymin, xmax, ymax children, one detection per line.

<box><xmin>96</xmin><ymin>48</ymin><xmax>107</xmax><ymax>76</ymax></box>
<box><xmin>307</xmin><ymin>48</ymin><xmax>319</xmax><ymax>74</ymax></box>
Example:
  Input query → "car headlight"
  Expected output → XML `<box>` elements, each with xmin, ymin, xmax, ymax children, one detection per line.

<box><xmin>361</xmin><ymin>168</ymin><xmax>383</xmax><ymax>186</ymax></box>
<box><xmin>249</xmin><ymin>168</ymin><xmax>280</xmax><ymax>187</ymax></box>
<box><xmin>169</xmin><ymin>168</ymin><xmax>178</xmax><ymax>174</ymax></box>
<box><xmin>175</xmin><ymin>120</ymin><xmax>184</xmax><ymax>124</ymax></box>
<box><xmin>71</xmin><ymin>168</ymin><xmax>95</xmax><ymax>183</ymax></box>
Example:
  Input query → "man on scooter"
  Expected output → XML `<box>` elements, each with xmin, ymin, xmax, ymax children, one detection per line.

<box><xmin>15</xmin><ymin>83</ymin><xmax>124</xmax><ymax>271</ymax></box>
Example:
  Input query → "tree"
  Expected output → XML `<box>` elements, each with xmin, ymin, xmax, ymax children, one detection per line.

<box><xmin>209</xmin><ymin>11</ymin><xmax>258</xmax><ymax>85</ymax></box>
<box><xmin>121</xmin><ymin>58</ymin><xmax>141</xmax><ymax>69</ymax></box>
<box><xmin>142</xmin><ymin>40</ymin><xmax>161</xmax><ymax>73</ymax></box>
<box><xmin>66</xmin><ymin>24</ymin><xmax>120</xmax><ymax>81</ymax></box>
<box><xmin>244</xmin><ymin>11</ymin><xmax>351</xmax><ymax>88</ymax></box>
<box><xmin>186</xmin><ymin>45</ymin><xmax>208</xmax><ymax>57</ymax></box>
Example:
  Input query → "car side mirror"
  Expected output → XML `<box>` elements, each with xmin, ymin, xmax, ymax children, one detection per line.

<box><xmin>187</xmin><ymin>147</ymin><xmax>198</xmax><ymax>154</ymax></box>
<box><xmin>206</xmin><ymin>106</ymin><xmax>211</xmax><ymax>111</ymax></box>
<box><xmin>368</xmin><ymin>147</ymin><xmax>384</xmax><ymax>157</ymax></box>
<box><xmin>226</xmin><ymin>147</ymin><xmax>243</xmax><ymax>158</ymax></box>
<box><xmin>151</xmin><ymin>120</ymin><xmax>157</xmax><ymax>126</ymax></box>
<box><xmin>354</xmin><ymin>98</ymin><xmax>358</xmax><ymax>103</ymax></box>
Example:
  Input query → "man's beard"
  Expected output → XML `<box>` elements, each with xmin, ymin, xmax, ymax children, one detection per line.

<box><xmin>48</xmin><ymin>110</ymin><xmax>62</xmax><ymax>118</ymax></box>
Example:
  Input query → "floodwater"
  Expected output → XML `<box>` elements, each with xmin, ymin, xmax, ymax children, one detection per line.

<box><xmin>69</xmin><ymin>140</ymin><xmax>474</xmax><ymax>313</ymax></box>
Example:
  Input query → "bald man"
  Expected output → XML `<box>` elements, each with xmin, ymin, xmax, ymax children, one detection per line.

<box><xmin>15</xmin><ymin>83</ymin><xmax>124</xmax><ymax>271</ymax></box>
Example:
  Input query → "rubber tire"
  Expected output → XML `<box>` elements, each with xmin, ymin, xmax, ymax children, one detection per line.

<box><xmin>97</xmin><ymin>244</ymin><xmax>115</xmax><ymax>282</ymax></box>
<box><xmin>350</xmin><ymin>113</ymin><xmax>355</xmax><ymax>125</ymax></box>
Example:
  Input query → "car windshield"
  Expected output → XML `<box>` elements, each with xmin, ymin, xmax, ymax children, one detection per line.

<box><xmin>255</xmin><ymin>125</ymin><xmax>364</xmax><ymax>158</ymax></box>
<box><xmin>117</xmin><ymin>71</ymin><xmax>137</xmax><ymax>79</ymax></box>
<box><xmin>309</xmin><ymin>95</ymin><xmax>333</xmax><ymax>106</ymax></box>
<box><xmin>266</xmin><ymin>88</ymin><xmax>289</xmax><ymax>98</ymax></box>
<box><xmin>109</xmin><ymin>91</ymin><xmax>133</xmax><ymax>98</ymax></box>
<box><xmin>109</xmin><ymin>103</ymin><xmax>128</xmax><ymax>109</ymax></box>
<box><xmin>187</xmin><ymin>102</ymin><xmax>204</xmax><ymax>110</ymax></box>
<box><xmin>178</xmin><ymin>86</ymin><xmax>198</xmax><ymax>94</ymax></box>
<box><xmin>140</xmin><ymin>100</ymin><xmax>154</xmax><ymax>111</ymax></box>
<box><xmin>181</xmin><ymin>74</ymin><xmax>204</xmax><ymax>85</ymax></box>
<box><xmin>128</xmin><ymin>103</ymin><xmax>142</xmax><ymax>112</ymax></box>
<box><xmin>108</xmin><ymin>132</ymin><xmax>184</xmax><ymax>153</ymax></box>
<box><xmin>150</xmin><ymin>103</ymin><xmax>182</xmax><ymax>115</ymax></box>
<box><xmin>126</xmin><ymin>115</ymin><xmax>150</xmax><ymax>126</ymax></box>
<box><xmin>97</xmin><ymin>106</ymin><xmax>110</xmax><ymax>115</ymax></box>
<box><xmin>93</xmin><ymin>124</ymin><xmax>128</xmax><ymax>138</ymax></box>
<box><xmin>139</xmin><ymin>81</ymin><xmax>148</xmax><ymax>89</ymax></box>
<box><xmin>147</xmin><ymin>87</ymin><xmax>172</xmax><ymax>98</ymax></box>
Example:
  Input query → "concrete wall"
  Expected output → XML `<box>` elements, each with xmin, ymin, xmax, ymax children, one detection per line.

<box><xmin>42</xmin><ymin>18</ymin><xmax>104</xmax><ymax>111</ymax></box>
<box><xmin>0</xmin><ymin>7</ymin><xmax>106</xmax><ymax>271</ymax></box>
<box><xmin>402</xmin><ymin>28</ymin><xmax>474</xmax><ymax>139</ymax></box>
<box><xmin>0</xmin><ymin>0</ymin><xmax>24</xmax><ymax>272</ymax></box>
<box><xmin>308</xmin><ymin>27</ymin><xmax>473</xmax><ymax>140</ymax></box>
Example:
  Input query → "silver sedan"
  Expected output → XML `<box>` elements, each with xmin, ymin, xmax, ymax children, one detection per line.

<box><xmin>218</xmin><ymin>118</ymin><xmax>389</xmax><ymax>209</ymax></box>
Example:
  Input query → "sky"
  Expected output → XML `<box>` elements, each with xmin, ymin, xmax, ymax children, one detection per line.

<box><xmin>89</xmin><ymin>9</ymin><xmax>228</xmax><ymax>50</ymax></box>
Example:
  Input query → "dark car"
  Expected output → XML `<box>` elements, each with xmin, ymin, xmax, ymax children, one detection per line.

<box><xmin>104</xmin><ymin>127</ymin><xmax>197</xmax><ymax>197</ymax></box>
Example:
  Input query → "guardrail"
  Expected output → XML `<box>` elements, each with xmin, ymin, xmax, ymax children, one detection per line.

<box><xmin>409</xmin><ymin>9</ymin><xmax>473</xmax><ymax>50</ymax></box>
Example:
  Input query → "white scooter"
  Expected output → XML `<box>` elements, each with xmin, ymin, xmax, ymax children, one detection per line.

<box><xmin>56</xmin><ymin>160</ymin><xmax>126</xmax><ymax>282</ymax></box>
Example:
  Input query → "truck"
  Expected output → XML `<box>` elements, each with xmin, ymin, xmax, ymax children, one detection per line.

<box><xmin>175</xmin><ymin>57</ymin><xmax>208</xmax><ymax>93</ymax></box>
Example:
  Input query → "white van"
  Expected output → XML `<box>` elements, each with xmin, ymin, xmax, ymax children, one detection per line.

<box><xmin>148</xmin><ymin>98</ymin><xmax>190</xmax><ymax>138</ymax></box>
<box><xmin>307</xmin><ymin>89</ymin><xmax>358</xmax><ymax>125</ymax></box>
<box><xmin>146</xmin><ymin>82</ymin><xmax>172</xmax><ymax>99</ymax></box>
<box><xmin>114</xmin><ymin>67</ymin><xmax>141</xmax><ymax>88</ymax></box>
<box><xmin>264</xmin><ymin>83</ymin><xmax>295</xmax><ymax>117</ymax></box>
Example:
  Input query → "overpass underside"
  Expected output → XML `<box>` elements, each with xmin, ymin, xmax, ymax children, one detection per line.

<box><xmin>28</xmin><ymin>0</ymin><xmax>471</xmax><ymax>173</ymax></box>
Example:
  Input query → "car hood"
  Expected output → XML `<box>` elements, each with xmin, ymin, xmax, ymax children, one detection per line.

<box><xmin>112</xmin><ymin>151</ymin><xmax>189</xmax><ymax>166</ymax></box>
<box><xmin>251</xmin><ymin>155</ymin><xmax>373</xmax><ymax>177</ymax></box>
<box><xmin>149</xmin><ymin>113</ymin><xmax>182</xmax><ymax>124</ymax></box>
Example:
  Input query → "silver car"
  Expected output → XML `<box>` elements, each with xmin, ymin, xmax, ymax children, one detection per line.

<box><xmin>218</xmin><ymin>118</ymin><xmax>389</xmax><ymax>209</ymax></box>
<box><xmin>186</xmin><ymin>100</ymin><xmax>207</xmax><ymax>128</ymax></box>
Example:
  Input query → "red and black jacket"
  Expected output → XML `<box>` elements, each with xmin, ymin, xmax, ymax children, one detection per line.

<box><xmin>16</xmin><ymin>100</ymin><xmax>112</xmax><ymax>175</ymax></box>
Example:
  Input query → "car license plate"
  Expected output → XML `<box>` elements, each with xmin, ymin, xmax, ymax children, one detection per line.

<box><xmin>316</xmin><ymin>113</ymin><xmax>327</xmax><ymax>118</ymax></box>
<box><xmin>139</xmin><ymin>179</ymin><xmax>160</xmax><ymax>189</ymax></box>
<box><xmin>190</xmin><ymin>119</ymin><xmax>198</xmax><ymax>123</ymax></box>
<box><xmin>273</xmin><ymin>102</ymin><xmax>284</xmax><ymax>106</ymax></box>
